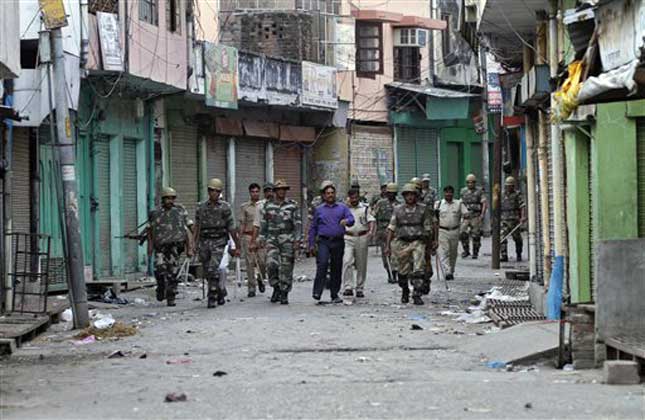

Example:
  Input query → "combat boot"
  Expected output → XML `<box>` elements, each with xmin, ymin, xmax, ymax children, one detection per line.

<box><xmin>156</xmin><ymin>277</ymin><xmax>166</xmax><ymax>302</ymax></box>
<box><xmin>461</xmin><ymin>247</ymin><xmax>470</xmax><ymax>258</ymax></box>
<box><xmin>280</xmin><ymin>290</ymin><xmax>289</xmax><ymax>305</ymax></box>
<box><xmin>166</xmin><ymin>292</ymin><xmax>176</xmax><ymax>307</ymax></box>
<box><xmin>413</xmin><ymin>295</ymin><xmax>424</xmax><ymax>305</ymax></box>
<box><xmin>270</xmin><ymin>287</ymin><xmax>280</xmax><ymax>303</ymax></box>
<box><xmin>391</xmin><ymin>271</ymin><xmax>398</xmax><ymax>284</ymax></box>
<box><xmin>216</xmin><ymin>288</ymin><xmax>226</xmax><ymax>306</ymax></box>
<box><xmin>207</xmin><ymin>296</ymin><xmax>216</xmax><ymax>308</ymax></box>
<box><xmin>500</xmin><ymin>254</ymin><xmax>509</xmax><ymax>262</ymax></box>
<box><xmin>516</xmin><ymin>252</ymin><xmax>522</xmax><ymax>262</ymax></box>
<box><xmin>472</xmin><ymin>245</ymin><xmax>480</xmax><ymax>260</ymax></box>
<box><xmin>401</xmin><ymin>287</ymin><xmax>410</xmax><ymax>304</ymax></box>
<box><xmin>257</xmin><ymin>278</ymin><xmax>266</xmax><ymax>293</ymax></box>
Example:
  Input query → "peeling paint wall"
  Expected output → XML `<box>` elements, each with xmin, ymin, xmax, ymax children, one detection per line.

<box><xmin>312</xmin><ymin>128</ymin><xmax>349</xmax><ymax>199</ymax></box>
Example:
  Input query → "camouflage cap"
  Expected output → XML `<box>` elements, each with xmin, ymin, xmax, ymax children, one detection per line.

<box><xmin>401</xmin><ymin>183</ymin><xmax>418</xmax><ymax>195</ymax></box>
<box><xmin>421</xmin><ymin>173</ymin><xmax>431</xmax><ymax>182</ymax></box>
<box><xmin>263</xmin><ymin>182</ymin><xmax>274</xmax><ymax>191</ymax></box>
<box><xmin>386</xmin><ymin>182</ymin><xmax>398</xmax><ymax>193</ymax></box>
<box><xmin>466</xmin><ymin>174</ymin><xmax>477</xmax><ymax>182</ymax></box>
<box><xmin>274</xmin><ymin>179</ymin><xmax>290</xmax><ymax>190</ymax></box>
<box><xmin>161</xmin><ymin>187</ymin><xmax>177</xmax><ymax>198</ymax></box>
<box><xmin>505</xmin><ymin>176</ymin><xmax>516</xmax><ymax>186</ymax></box>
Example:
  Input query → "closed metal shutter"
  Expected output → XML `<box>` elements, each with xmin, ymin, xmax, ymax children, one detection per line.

<box><xmin>274</xmin><ymin>144</ymin><xmax>303</xmax><ymax>206</ymax></box>
<box><xmin>547</xmin><ymin>137</ymin><xmax>555</xmax><ymax>268</ymax></box>
<box><xmin>637</xmin><ymin>119</ymin><xmax>645</xmax><ymax>237</ymax></box>
<box><xmin>534</xmin><ymin>150</ymin><xmax>544</xmax><ymax>284</ymax></box>
<box><xmin>206</xmin><ymin>135</ymin><xmax>227</xmax><ymax>184</ymax></box>
<box><xmin>170</xmin><ymin>126</ymin><xmax>199</xmax><ymax>218</ymax></box>
<box><xmin>11</xmin><ymin>128</ymin><xmax>32</xmax><ymax>276</ymax></box>
<box><xmin>122</xmin><ymin>139</ymin><xmax>139</xmax><ymax>274</ymax></box>
<box><xmin>94</xmin><ymin>138</ymin><xmax>111</xmax><ymax>277</ymax></box>
<box><xmin>589</xmin><ymin>140</ymin><xmax>596</xmax><ymax>302</ymax></box>
<box><xmin>395</xmin><ymin>126</ymin><xmax>439</xmax><ymax>189</ymax></box>
<box><xmin>235</xmin><ymin>138</ymin><xmax>266</xmax><ymax>211</ymax></box>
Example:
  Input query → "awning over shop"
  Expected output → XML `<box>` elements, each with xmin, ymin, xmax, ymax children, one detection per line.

<box><xmin>386</xmin><ymin>82</ymin><xmax>478</xmax><ymax>121</ymax></box>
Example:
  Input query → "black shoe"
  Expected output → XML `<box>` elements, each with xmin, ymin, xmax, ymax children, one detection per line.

<box><xmin>356</xmin><ymin>291</ymin><xmax>365</xmax><ymax>298</ymax></box>
<box><xmin>312</xmin><ymin>293</ymin><xmax>321</xmax><ymax>301</ymax></box>
<box><xmin>156</xmin><ymin>281</ymin><xmax>166</xmax><ymax>302</ymax></box>
<box><xmin>167</xmin><ymin>298</ymin><xmax>176</xmax><ymax>307</ymax></box>
<box><xmin>331</xmin><ymin>296</ymin><xmax>343</xmax><ymax>304</ymax></box>
<box><xmin>271</xmin><ymin>288</ymin><xmax>281</xmax><ymax>303</ymax></box>
<box><xmin>445</xmin><ymin>274</ymin><xmax>454</xmax><ymax>281</ymax></box>
<box><xmin>217</xmin><ymin>295</ymin><xmax>226</xmax><ymax>305</ymax></box>
<box><xmin>387</xmin><ymin>277</ymin><xmax>397</xmax><ymax>284</ymax></box>
<box><xmin>413</xmin><ymin>295</ymin><xmax>424</xmax><ymax>305</ymax></box>
<box><xmin>472</xmin><ymin>254</ymin><xmax>478</xmax><ymax>260</ymax></box>
<box><xmin>401</xmin><ymin>288</ymin><xmax>410</xmax><ymax>304</ymax></box>
<box><xmin>207</xmin><ymin>297</ymin><xmax>216</xmax><ymax>308</ymax></box>
<box><xmin>500</xmin><ymin>255</ymin><xmax>509</xmax><ymax>262</ymax></box>
<box><xmin>248</xmin><ymin>290</ymin><xmax>256</xmax><ymax>298</ymax></box>
<box><xmin>280</xmin><ymin>291</ymin><xmax>289</xmax><ymax>305</ymax></box>
<box><xmin>461</xmin><ymin>251</ymin><xmax>470</xmax><ymax>258</ymax></box>
<box><xmin>258</xmin><ymin>280</ymin><xmax>266</xmax><ymax>293</ymax></box>
<box><xmin>516</xmin><ymin>254</ymin><xmax>522</xmax><ymax>262</ymax></box>
<box><xmin>343</xmin><ymin>289</ymin><xmax>354</xmax><ymax>297</ymax></box>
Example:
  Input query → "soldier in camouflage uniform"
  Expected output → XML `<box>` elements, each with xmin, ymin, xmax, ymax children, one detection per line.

<box><xmin>372</xmin><ymin>182</ymin><xmax>400</xmax><ymax>284</ymax></box>
<box><xmin>253</xmin><ymin>179</ymin><xmax>302</xmax><ymax>305</ymax></box>
<box><xmin>384</xmin><ymin>184</ymin><xmax>435</xmax><ymax>305</ymax></box>
<box><xmin>147</xmin><ymin>187</ymin><xmax>193</xmax><ymax>307</ymax></box>
<box><xmin>194</xmin><ymin>178</ymin><xmax>241</xmax><ymax>308</ymax></box>
<box><xmin>460</xmin><ymin>174</ymin><xmax>488</xmax><ymax>259</ymax></box>
<box><xmin>370</xmin><ymin>183</ymin><xmax>388</xmax><ymax>209</ymax></box>
<box><xmin>421</xmin><ymin>173</ymin><xmax>438</xmax><ymax>207</ymax></box>
<box><xmin>251</xmin><ymin>182</ymin><xmax>274</xmax><ymax>284</ymax></box>
<box><xmin>501</xmin><ymin>176</ymin><xmax>526</xmax><ymax>262</ymax></box>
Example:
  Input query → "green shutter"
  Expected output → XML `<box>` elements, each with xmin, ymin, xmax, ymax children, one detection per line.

<box><xmin>123</xmin><ymin>139</ymin><xmax>139</xmax><ymax>274</ymax></box>
<box><xmin>415</xmin><ymin>128</ymin><xmax>439</xmax><ymax>187</ymax></box>
<box><xmin>396</xmin><ymin>126</ymin><xmax>439</xmax><ymax>190</ymax></box>
<box><xmin>94</xmin><ymin>138</ymin><xmax>112</xmax><ymax>278</ymax></box>
<box><xmin>637</xmin><ymin>119</ymin><xmax>645</xmax><ymax>237</ymax></box>
<box><xmin>170</xmin><ymin>126</ymin><xmax>199</xmax><ymax>218</ymax></box>
<box><xmin>396</xmin><ymin>126</ymin><xmax>417</xmax><ymax>187</ymax></box>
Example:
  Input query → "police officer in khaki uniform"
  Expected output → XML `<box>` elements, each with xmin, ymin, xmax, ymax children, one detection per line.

<box><xmin>147</xmin><ymin>187</ymin><xmax>193</xmax><ymax>306</ymax></box>
<box><xmin>501</xmin><ymin>176</ymin><xmax>526</xmax><ymax>262</ymax></box>
<box><xmin>460</xmin><ymin>174</ymin><xmax>487</xmax><ymax>259</ymax></box>
<box><xmin>342</xmin><ymin>188</ymin><xmax>376</xmax><ymax>298</ymax></box>
<box><xmin>239</xmin><ymin>183</ymin><xmax>266</xmax><ymax>298</ymax></box>
<box><xmin>194</xmin><ymin>178</ymin><xmax>241</xmax><ymax>308</ymax></box>
<box><xmin>435</xmin><ymin>185</ymin><xmax>469</xmax><ymax>280</ymax></box>
<box><xmin>384</xmin><ymin>184</ymin><xmax>435</xmax><ymax>305</ymax></box>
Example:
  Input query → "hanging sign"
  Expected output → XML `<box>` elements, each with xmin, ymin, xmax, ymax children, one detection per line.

<box><xmin>204</xmin><ymin>43</ymin><xmax>239</xmax><ymax>110</ymax></box>
<box><xmin>39</xmin><ymin>0</ymin><xmax>68</xmax><ymax>29</ymax></box>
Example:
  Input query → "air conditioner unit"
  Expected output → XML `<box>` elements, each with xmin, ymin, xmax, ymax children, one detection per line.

<box><xmin>394</xmin><ymin>28</ymin><xmax>428</xmax><ymax>47</ymax></box>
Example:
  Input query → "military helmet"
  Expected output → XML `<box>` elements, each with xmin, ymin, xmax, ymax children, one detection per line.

<box><xmin>401</xmin><ymin>183</ymin><xmax>418</xmax><ymax>195</ymax></box>
<box><xmin>208</xmin><ymin>178</ymin><xmax>224</xmax><ymax>191</ymax></box>
<box><xmin>386</xmin><ymin>182</ymin><xmax>398</xmax><ymax>193</ymax></box>
<box><xmin>263</xmin><ymin>182</ymin><xmax>274</xmax><ymax>191</ymax></box>
<box><xmin>410</xmin><ymin>177</ymin><xmax>423</xmax><ymax>189</ymax></box>
<box><xmin>320</xmin><ymin>180</ymin><xmax>335</xmax><ymax>192</ymax></box>
<box><xmin>161</xmin><ymin>187</ymin><xmax>177</xmax><ymax>198</ymax></box>
<box><xmin>421</xmin><ymin>173</ymin><xmax>431</xmax><ymax>182</ymax></box>
<box><xmin>380</xmin><ymin>182</ymin><xmax>388</xmax><ymax>188</ymax></box>
<box><xmin>274</xmin><ymin>179</ymin><xmax>290</xmax><ymax>190</ymax></box>
<box><xmin>505</xmin><ymin>176</ymin><xmax>516</xmax><ymax>186</ymax></box>
<box><xmin>466</xmin><ymin>174</ymin><xmax>477</xmax><ymax>182</ymax></box>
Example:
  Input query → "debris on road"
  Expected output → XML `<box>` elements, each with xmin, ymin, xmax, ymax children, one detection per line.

<box><xmin>410</xmin><ymin>324</ymin><xmax>424</xmax><ymax>330</ymax></box>
<box><xmin>75</xmin><ymin>322</ymin><xmax>137</xmax><ymax>340</ymax></box>
<box><xmin>133</xmin><ymin>298</ymin><xmax>146</xmax><ymax>305</ymax></box>
<box><xmin>213</xmin><ymin>370</ymin><xmax>228</xmax><ymax>377</ymax></box>
<box><xmin>92</xmin><ymin>313</ymin><xmax>116</xmax><ymax>330</ymax></box>
<box><xmin>166</xmin><ymin>358</ymin><xmax>192</xmax><ymax>365</ymax></box>
<box><xmin>73</xmin><ymin>335</ymin><xmax>96</xmax><ymax>345</ymax></box>
<box><xmin>164</xmin><ymin>392</ymin><xmax>187</xmax><ymax>403</ymax></box>
<box><xmin>61</xmin><ymin>308</ymin><xmax>73</xmax><ymax>322</ymax></box>
<box><xmin>486</xmin><ymin>361</ymin><xmax>507</xmax><ymax>369</ymax></box>
<box><xmin>525</xmin><ymin>402</ymin><xmax>533</xmax><ymax>409</ymax></box>
<box><xmin>107</xmin><ymin>350</ymin><xmax>126</xmax><ymax>359</ymax></box>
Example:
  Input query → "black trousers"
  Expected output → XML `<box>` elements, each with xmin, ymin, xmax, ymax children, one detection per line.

<box><xmin>313</xmin><ymin>237</ymin><xmax>345</xmax><ymax>298</ymax></box>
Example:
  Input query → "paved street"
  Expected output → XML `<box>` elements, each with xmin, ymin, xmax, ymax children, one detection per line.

<box><xmin>1</xmin><ymin>239</ymin><xmax>643</xmax><ymax>419</ymax></box>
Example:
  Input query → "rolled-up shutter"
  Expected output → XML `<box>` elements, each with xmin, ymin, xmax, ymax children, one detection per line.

<box><xmin>637</xmin><ymin>119</ymin><xmax>645</xmax><ymax>238</ymax></box>
<box><xmin>11</xmin><ymin>128</ymin><xmax>32</xmax><ymax>276</ymax></box>
<box><xmin>274</xmin><ymin>144</ymin><xmax>302</xmax><ymax>206</ymax></box>
<box><xmin>170</xmin><ymin>126</ymin><xmax>199</xmax><ymax>218</ymax></box>
<box><xmin>235</xmin><ymin>138</ymin><xmax>266</xmax><ymax>211</ymax></box>
<box><xmin>123</xmin><ymin>139</ymin><xmax>139</xmax><ymax>274</ymax></box>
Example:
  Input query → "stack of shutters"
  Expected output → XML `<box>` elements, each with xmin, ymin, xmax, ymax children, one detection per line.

<box><xmin>170</xmin><ymin>126</ymin><xmax>199</xmax><ymax>219</ymax></box>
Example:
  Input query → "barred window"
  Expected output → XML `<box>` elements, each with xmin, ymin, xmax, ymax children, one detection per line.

<box><xmin>139</xmin><ymin>0</ymin><xmax>158</xmax><ymax>26</ymax></box>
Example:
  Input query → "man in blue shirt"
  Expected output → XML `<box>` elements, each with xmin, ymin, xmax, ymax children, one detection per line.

<box><xmin>308</xmin><ymin>181</ymin><xmax>355</xmax><ymax>303</ymax></box>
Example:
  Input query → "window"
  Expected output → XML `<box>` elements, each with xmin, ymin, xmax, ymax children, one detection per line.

<box><xmin>166</xmin><ymin>0</ymin><xmax>181</xmax><ymax>33</ymax></box>
<box><xmin>139</xmin><ymin>0</ymin><xmax>158</xmax><ymax>26</ymax></box>
<box><xmin>356</xmin><ymin>22</ymin><xmax>383</xmax><ymax>77</ymax></box>
<box><xmin>394</xmin><ymin>47</ymin><xmax>421</xmax><ymax>83</ymax></box>
<box><xmin>441</xmin><ymin>13</ymin><xmax>452</xmax><ymax>59</ymax></box>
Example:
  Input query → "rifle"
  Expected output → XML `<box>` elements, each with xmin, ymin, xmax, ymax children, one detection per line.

<box><xmin>501</xmin><ymin>222</ymin><xmax>524</xmax><ymax>244</ymax></box>
<box><xmin>385</xmin><ymin>255</ymin><xmax>394</xmax><ymax>281</ymax></box>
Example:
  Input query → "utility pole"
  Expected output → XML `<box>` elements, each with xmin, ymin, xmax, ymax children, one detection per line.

<box><xmin>479</xmin><ymin>46</ymin><xmax>491</xmax><ymax>236</ymax></box>
<box><xmin>51</xmin><ymin>28</ymin><xmax>89</xmax><ymax>328</ymax></box>
<box><xmin>491</xmin><ymin>113</ymin><xmax>502</xmax><ymax>270</ymax></box>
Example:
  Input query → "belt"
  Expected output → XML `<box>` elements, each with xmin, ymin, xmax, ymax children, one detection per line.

<box><xmin>439</xmin><ymin>226</ymin><xmax>460</xmax><ymax>231</ymax></box>
<box><xmin>398</xmin><ymin>236</ymin><xmax>422</xmax><ymax>242</ymax></box>
<box><xmin>345</xmin><ymin>231</ymin><xmax>369</xmax><ymax>237</ymax></box>
<box><xmin>242</xmin><ymin>231</ymin><xmax>254</xmax><ymax>236</ymax></box>
<box><xmin>319</xmin><ymin>235</ymin><xmax>344</xmax><ymax>241</ymax></box>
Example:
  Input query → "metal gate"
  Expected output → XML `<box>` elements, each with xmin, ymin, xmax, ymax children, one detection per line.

<box><xmin>207</xmin><ymin>135</ymin><xmax>227</xmax><ymax>186</ymax></box>
<box><xmin>93</xmin><ymin>138</ymin><xmax>111</xmax><ymax>277</ymax></box>
<box><xmin>589</xmin><ymin>137</ymin><xmax>596</xmax><ymax>301</ymax></box>
<box><xmin>11</xmin><ymin>128</ymin><xmax>32</xmax><ymax>274</ymax></box>
<box><xmin>123</xmin><ymin>139</ymin><xmax>139</xmax><ymax>273</ymax></box>
<box><xmin>235</xmin><ymin>138</ymin><xmax>266</xmax><ymax>211</ymax></box>
<box><xmin>170</xmin><ymin>126</ymin><xmax>199</xmax><ymax>218</ymax></box>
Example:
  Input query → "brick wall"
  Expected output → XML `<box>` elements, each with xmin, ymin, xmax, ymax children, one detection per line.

<box><xmin>220</xmin><ymin>11</ymin><xmax>319</xmax><ymax>62</ymax></box>
<box><xmin>350</xmin><ymin>125</ymin><xmax>394</xmax><ymax>202</ymax></box>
